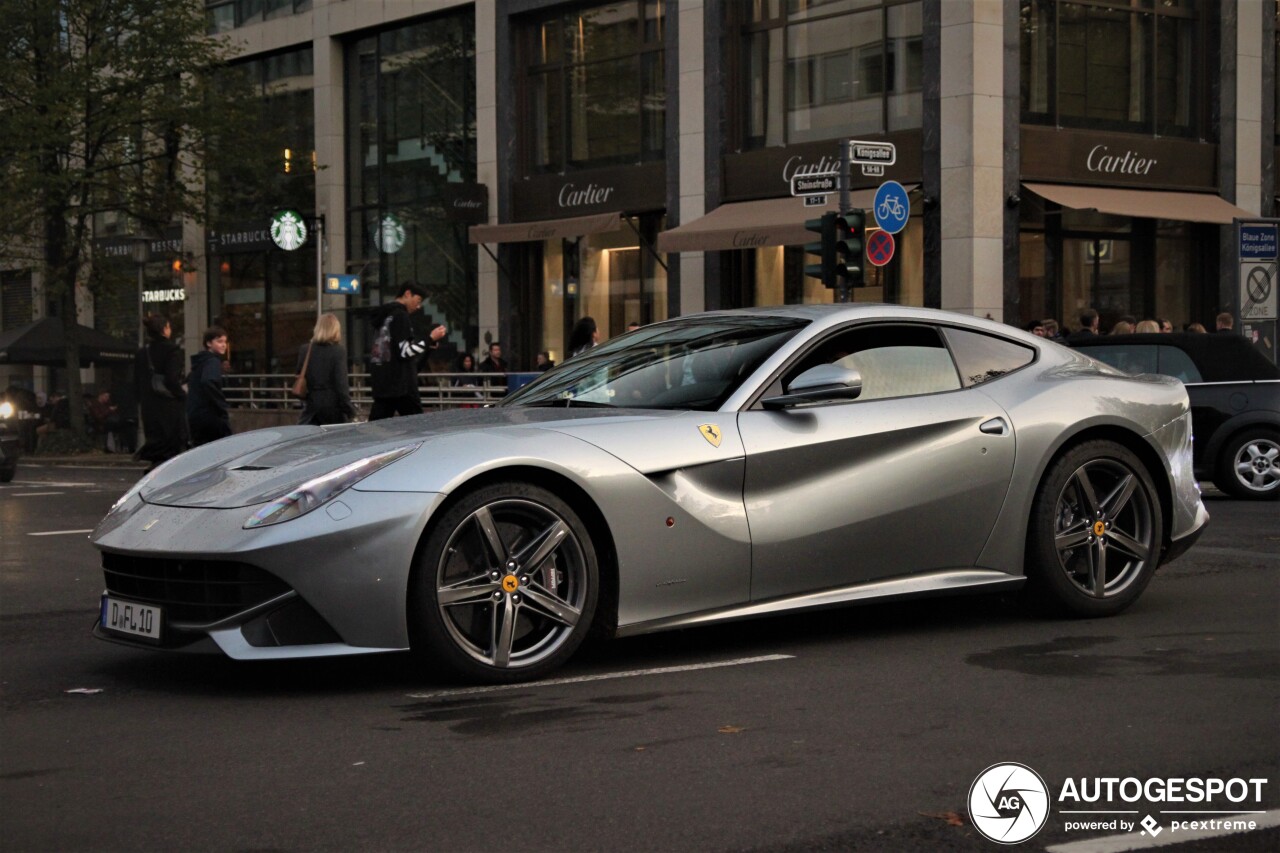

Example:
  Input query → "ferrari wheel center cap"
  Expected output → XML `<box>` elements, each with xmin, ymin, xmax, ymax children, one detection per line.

<box><xmin>1093</xmin><ymin>520</ymin><xmax>1106</xmax><ymax>537</ymax></box>
<box><xmin>501</xmin><ymin>574</ymin><xmax>520</xmax><ymax>593</ymax></box>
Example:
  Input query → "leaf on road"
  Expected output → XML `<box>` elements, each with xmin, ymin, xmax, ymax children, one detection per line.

<box><xmin>919</xmin><ymin>811</ymin><xmax>966</xmax><ymax>827</ymax></box>
<box><xmin>718</xmin><ymin>725</ymin><xmax>745</xmax><ymax>734</ymax></box>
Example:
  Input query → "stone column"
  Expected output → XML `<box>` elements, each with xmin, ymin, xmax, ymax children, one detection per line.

<box><xmin>939</xmin><ymin>1</ymin><xmax>1004</xmax><ymax>320</ymax></box>
<box><xmin>677</xmin><ymin>0</ymin><xmax>706</xmax><ymax>316</ymax></box>
<box><xmin>1236</xmin><ymin>0</ymin><xmax>1264</xmax><ymax>216</ymax></box>
<box><xmin>312</xmin><ymin>21</ymin><xmax>346</xmax><ymax>308</ymax></box>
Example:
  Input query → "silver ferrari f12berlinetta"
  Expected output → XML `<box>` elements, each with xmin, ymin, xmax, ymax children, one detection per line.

<box><xmin>92</xmin><ymin>305</ymin><xmax>1208</xmax><ymax>682</ymax></box>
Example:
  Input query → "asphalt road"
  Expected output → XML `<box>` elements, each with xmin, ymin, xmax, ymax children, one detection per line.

<box><xmin>2</xmin><ymin>462</ymin><xmax>1277</xmax><ymax>852</ymax></box>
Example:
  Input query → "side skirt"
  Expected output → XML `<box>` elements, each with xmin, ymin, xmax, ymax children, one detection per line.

<box><xmin>615</xmin><ymin>570</ymin><xmax>1024</xmax><ymax>638</ymax></box>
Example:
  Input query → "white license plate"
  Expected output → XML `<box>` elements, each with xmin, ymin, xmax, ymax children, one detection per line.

<box><xmin>101</xmin><ymin>595</ymin><xmax>162</xmax><ymax>641</ymax></box>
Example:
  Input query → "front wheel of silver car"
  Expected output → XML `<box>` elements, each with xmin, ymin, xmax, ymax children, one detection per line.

<box><xmin>1024</xmin><ymin>440</ymin><xmax>1163</xmax><ymax>617</ymax></box>
<box><xmin>1213</xmin><ymin>428</ymin><xmax>1280</xmax><ymax>500</ymax></box>
<box><xmin>410</xmin><ymin>481</ymin><xmax>598</xmax><ymax>683</ymax></box>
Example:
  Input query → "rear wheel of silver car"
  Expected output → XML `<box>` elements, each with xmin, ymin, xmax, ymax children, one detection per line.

<box><xmin>1025</xmin><ymin>441</ymin><xmax>1162</xmax><ymax>617</ymax></box>
<box><xmin>411</xmin><ymin>481</ymin><xmax>598</xmax><ymax>683</ymax></box>
<box><xmin>1213</xmin><ymin>428</ymin><xmax>1280</xmax><ymax>500</ymax></box>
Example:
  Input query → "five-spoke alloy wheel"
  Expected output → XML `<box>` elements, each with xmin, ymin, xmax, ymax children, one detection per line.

<box><xmin>1026</xmin><ymin>441</ymin><xmax>1163</xmax><ymax>616</ymax></box>
<box><xmin>411</xmin><ymin>481</ymin><xmax>599</xmax><ymax>683</ymax></box>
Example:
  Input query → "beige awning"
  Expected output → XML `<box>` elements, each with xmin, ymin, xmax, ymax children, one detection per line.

<box><xmin>468</xmin><ymin>212</ymin><xmax>622</xmax><ymax>244</ymax></box>
<box><xmin>1023</xmin><ymin>183</ymin><xmax>1252</xmax><ymax>225</ymax></box>
<box><xmin>656</xmin><ymin>187</ymin><xmax>899</xmax><ymax>253</ymax></box>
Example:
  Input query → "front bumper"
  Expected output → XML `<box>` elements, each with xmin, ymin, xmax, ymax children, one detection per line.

<box><xmin>91</xmin><ymin>489</ymin><xmax>446</xmax><ymax>658</ymax></box>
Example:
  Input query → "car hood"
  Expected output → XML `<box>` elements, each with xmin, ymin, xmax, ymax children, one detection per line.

<box><xmin>142</xmin><ymin>406</ymin><xmax>676</xmax><ymax>509</ymax></box>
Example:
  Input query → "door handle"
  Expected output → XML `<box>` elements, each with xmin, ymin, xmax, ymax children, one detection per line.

<box><xmin>979</xmin><ymin>417</ymin><xmax>1008</xmax><ymax>436</ymax></box>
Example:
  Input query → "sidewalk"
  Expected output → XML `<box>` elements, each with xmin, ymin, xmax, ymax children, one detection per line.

<box><xmin>22</xmin><ymin>452</ymin><xmax>147</xmax><ymax>468</ymax></box>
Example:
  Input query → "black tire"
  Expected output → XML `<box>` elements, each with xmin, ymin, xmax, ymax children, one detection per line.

<box><xmin>409</xmin><ymin>480</ymin><xmax>599</xmax><ymax>683</ymax></box>
<box><xmin>1024</xmin><ymin>440</ymin><xmax>1163</xmax><ymax>617</ymax></box>
<box><xmin>1212</xmin><ymin>428</ymin><xmax>1280</xmax><ymax>500</ymax></box>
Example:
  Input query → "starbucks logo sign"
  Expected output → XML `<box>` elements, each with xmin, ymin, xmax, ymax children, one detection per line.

<box><xmin>375</xmin><ymin>214</ymin><xmax>406</xmax><ymax>254</ymax></box>
<box><xmin>270</xmin><ymin>210</ymin><xmax>308</xmax><ymax>251</ymax></box>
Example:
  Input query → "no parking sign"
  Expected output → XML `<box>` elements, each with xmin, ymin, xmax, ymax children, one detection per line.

<box><xmin>866</xmin><ymin>230</ymin><xmax>895</xmax><ymax>267</ymax></box>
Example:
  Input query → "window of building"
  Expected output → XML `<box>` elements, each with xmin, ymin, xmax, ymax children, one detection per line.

<box><xmin>1020</xmin><ymin>0</ymin><xmax>1205</xmax><ymax>138</ymax></box>
<box><xmin>345</xmin><ymin>11</ymin><xmax>477</xmax><ymax>360</ymax></box>
<box><xmin>518</xmin><ymin>1</ymin><xmax>666</xmax><ymax>174</ymax></box>
<box><xmin>205</xmin><ymin>45</ymin><xmax>317</xmax><ymax>374</ymax></box>
<box><xmin>206</xmin><ymin>0</ymin><xmax>311</xmax><ymax>34</ymax></box>
<box><xmin>734</xmin><ymin>0</ymin><xmax>922</xmax><ymax>150</ymax></box>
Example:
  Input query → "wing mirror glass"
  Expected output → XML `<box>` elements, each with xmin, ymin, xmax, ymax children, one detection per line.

<box><xmin>762</xmin><ymin>363</ymin><xmax>863</xmax><ymax>410</ymax></box>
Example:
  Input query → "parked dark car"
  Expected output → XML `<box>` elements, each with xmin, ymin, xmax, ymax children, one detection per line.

<box><xmin>0</xmin><ymin>397</ymin><xmax>21</xmax><ymax>482</ymax></box>
<box><xmin>1071</xmin><ymin>333</ymin><xmax>1280</xmax><ymax>500</ymax></box>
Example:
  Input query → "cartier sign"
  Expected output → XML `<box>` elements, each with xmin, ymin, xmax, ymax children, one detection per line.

<box><xmin>1022</xmin><ymin>127</ymin><xmax>1215</xmax><ymax>191</ymax></box>
<box><xmin>513</xmin><ymin>162</ymin><xmax>665</xmax><ymax>221</ymax></box>
<box><xmin>724</xmin><ymin>132</ymin><xmax>920</xmax><ymax>203</ymax></box>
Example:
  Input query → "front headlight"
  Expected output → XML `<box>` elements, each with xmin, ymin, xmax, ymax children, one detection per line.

<box><xmin>243</xmin><ymin>443</ymin><xmax>420</xmax><ymax>529</ymax></box>
<box><xmin>0</xmin><ymin>401</ymin><xmax>14</xmax><ymax>419</ymax></box>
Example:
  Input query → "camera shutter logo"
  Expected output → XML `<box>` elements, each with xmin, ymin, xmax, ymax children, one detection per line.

<box><xmin>968</xmin><ymin>763</ymin><xmax>1050</xmax><ymax>844</ymax></box>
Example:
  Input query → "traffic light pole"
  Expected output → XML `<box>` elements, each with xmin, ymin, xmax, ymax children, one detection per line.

<box><xmin>836</xmin><ymin>140</ymin><xmax>851</xmax><ymax>303</ymax></box>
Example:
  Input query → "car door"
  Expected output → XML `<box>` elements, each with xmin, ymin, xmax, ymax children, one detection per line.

<box><xmin>737</xmin><ymin>322</ymin><xmax>1018</xmax><ymax>602</ymax></box>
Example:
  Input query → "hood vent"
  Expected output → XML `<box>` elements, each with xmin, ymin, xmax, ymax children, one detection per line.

<box><xmin>232</xmin><ymin>465</ymin><xmax>273</xmax><ymax>471</ymax></box>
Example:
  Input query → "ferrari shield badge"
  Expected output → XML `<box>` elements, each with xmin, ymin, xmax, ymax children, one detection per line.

<box><xmin>698</xmin><ymin>423</ymin><xmax>722</xmax><ymax>447</ymax></box>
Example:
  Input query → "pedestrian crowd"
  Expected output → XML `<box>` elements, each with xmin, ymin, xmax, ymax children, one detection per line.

<box><xmin>1024</xmin><ymin>309</ymin><xmax>1235</xmax><ymax>342</ymax></box>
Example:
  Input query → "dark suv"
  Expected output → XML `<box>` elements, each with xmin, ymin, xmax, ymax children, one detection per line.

<box><xmin>1070</xmin><ymin>333</ymin><xmax>1280</xmax><ymax>500</ymax></box>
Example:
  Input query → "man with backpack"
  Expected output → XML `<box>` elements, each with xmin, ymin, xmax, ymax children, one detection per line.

<box><xmin>368</xmin><ymin>283</ymin><xmax>446</xmax><ymax>420</ymax></box>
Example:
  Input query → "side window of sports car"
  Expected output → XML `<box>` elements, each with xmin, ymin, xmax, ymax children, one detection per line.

<box><xmin>942</xmin><ymin>327</ymin><xmax>1037</xmax><ymax>387</ymax></box>
<box><xmin>782</xmin><ymin>324</ymin><xmax>962</xmax><ymax>402</ymax></box>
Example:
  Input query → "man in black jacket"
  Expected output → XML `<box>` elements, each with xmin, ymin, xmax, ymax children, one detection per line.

<box><xmin>187</xmin><ymin>327</ymin><xmax>232</xmax><ymax>446</ymax></box>
<box><xmin>369</xmin><ymin>283</ymin><xmax>446</xmax><ymax>420</ymax></box>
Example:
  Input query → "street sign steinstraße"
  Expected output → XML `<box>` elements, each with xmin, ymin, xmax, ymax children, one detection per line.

<box><xmin>791</xmin><ymin>173</ymin><xmax>840</xmax><ymax>197</ymax></box>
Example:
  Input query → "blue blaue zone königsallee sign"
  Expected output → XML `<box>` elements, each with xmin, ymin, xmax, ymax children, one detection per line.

<box><xmin>1240</xmin><ymin>224</ymin><xmax>1278</xmax><ymax>260</ymax></box>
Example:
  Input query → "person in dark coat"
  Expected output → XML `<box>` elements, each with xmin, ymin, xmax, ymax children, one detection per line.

<box><xmin>135</xmin><ymin>314</ymin><xmax>187</xmax><ymax>470</ymax></box>
<box><xmin>298</xmin><ymin>313</ymin><xmax>356</xmax><ymax>426</ymax></box>
<box><xmin>567</xmin><ymin>316</ymin><xmax>599</xmax><ymax>358</ymax></box>
<box><xmin>187</xmin><ymin>326</ymin><xmax>231</xmax><ymax>447</ymax></box>
<box><xmin>368</xmin><ymin>283</ymin><xmax>446</xmax><ymax>421</ymax></box>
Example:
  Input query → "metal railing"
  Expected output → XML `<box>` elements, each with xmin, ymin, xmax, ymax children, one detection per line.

<box><xmin>223</xmin><ymin>372</ymin><xmax>511</xmax><ymax>411</ymax></box>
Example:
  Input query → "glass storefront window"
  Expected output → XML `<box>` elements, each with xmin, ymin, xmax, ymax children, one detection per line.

<box><xmin>345</xmin><ymin>11</ymin><xmax>477</xmax><ymax>357</ymax></box>
<box><xmin>205</xmin><ymin>45</ymin><xmax>316</xmax><ymax>373</ymax></box>
<box><xmin>539</xmin><ymin>216</ymin><xmax>667</xmax><ymax>362</ymax></box>
<box><xmin>1019</xmin><ymin>0</ymin><xmax>1203</xmax><ymax>138</ymax></box>
<box><xmin>736</xmin><ymin>0</ymin><xmax>922</xmax><ymax>150</ymax></box>
<box><xmin>519</xmin><ymin>1</ymin><xmax>665</xmax><ymax>174</ymax></box>
<box><xmin>746</xmin><ymin>217</ymin><xmax>922</xmax><ymax>308</ymax></box>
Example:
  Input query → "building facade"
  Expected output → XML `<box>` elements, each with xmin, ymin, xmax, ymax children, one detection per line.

<box><xmin>2</xmin><ymin>0</ymin><xmax>1274</xmax><ymax>393</ymax></box>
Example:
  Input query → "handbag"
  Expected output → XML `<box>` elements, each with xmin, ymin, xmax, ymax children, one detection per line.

<box><xmin>291</xmin><ymin>344</ymin><xmax>313</xmax><ymax>399</ymax></box>
<box><xmin>147</xmin><ymin>348</ymin><xmax>174</xmax><ymax>399</ymax></box>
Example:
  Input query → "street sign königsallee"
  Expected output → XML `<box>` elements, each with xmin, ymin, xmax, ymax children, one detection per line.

<box><xmin>845</xmin><ymin>140</ymin><xmax>897</xmax><ymax>166</ymax></box>
<box><xmin>791</xmin><ymin>173</ymin><xmax>840</xmax><ymax>197</ymax></box>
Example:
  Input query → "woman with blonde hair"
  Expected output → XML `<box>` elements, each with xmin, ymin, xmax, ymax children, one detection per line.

<box><xmin>297</xmin><ymin>313</ymin><xmax>356</xmax><ymax>425</ymax></box>
<box><xmin>1135</xmin><ymin>319</ymin><xmax>1160</xmax><ymax>333</ymax></box>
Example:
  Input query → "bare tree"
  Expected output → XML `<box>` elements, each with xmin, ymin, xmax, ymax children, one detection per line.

<box><xmin>0</xmin><ymin>0</ymin><xmax>256</xmax><ymax>440</ymax></box>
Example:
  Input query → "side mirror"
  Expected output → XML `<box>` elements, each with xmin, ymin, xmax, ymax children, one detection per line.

<box><xmin>761</xmin><ymin>363</ymin><xmax>863</xmax><ymax>410</ymax></box>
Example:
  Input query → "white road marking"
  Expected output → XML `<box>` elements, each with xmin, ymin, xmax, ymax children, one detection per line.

<box><xmin>406</xmin><ymin>654</ymin><xmax>795</xmax><ymax>700</ymax></box>
<box><xmin>1046</xmin><ymin>810</ymin><xmax>1280</xmax><ymax>853</ymax></box>
<box><xmin>11</xmin><ymin>491</ymin><xmax>66</xmax><ymax>497</ymax></box>
<box><xmin>27</xmin><ymin>529</ymin><xmax>94</xmax><ymax>537</ymax></box>
<box><xmin>7</xmin><ymin>480</ymin><xmax>96</xmax><ymax>488</ymax></box>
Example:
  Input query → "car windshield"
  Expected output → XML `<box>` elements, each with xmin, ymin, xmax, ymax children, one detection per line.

<box><xmin>503</xmin><ymin>316</ymin><xmax>808</xmax><ymax>411</ymax></box>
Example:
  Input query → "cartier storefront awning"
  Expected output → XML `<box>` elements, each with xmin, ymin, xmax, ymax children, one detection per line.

<box><xmin>1023</xmin><ymin>183</ymin><xmax>1253</xmax><ymax>225</ymax></box>
<box><xmin>468</xmin><ymin>212</ymin><xmax>622</xmax><ymax>244</ymax></box>
<box><xmin>655</xmin><ymin>188</ymin><xmax>893</xmax><ymax>254</ymax></box>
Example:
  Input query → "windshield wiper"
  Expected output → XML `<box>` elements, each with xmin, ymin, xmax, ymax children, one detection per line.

<box><xmin>519</xmin><ymin>398</ymin><xmax>616</xmax><ymax>408</ymax></box>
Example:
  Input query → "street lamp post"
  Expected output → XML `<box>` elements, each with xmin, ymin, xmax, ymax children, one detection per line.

<box><xmin>131</xmin><ymin>237</ymin><xmax>149</xmax><ymax>347</ymax></box>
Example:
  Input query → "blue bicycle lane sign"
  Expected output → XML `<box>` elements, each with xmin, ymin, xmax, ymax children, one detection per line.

<box><xmin>873</xmin><ymin>181</ymin><xmax>910</xmax><ymax>234</ymax></box>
